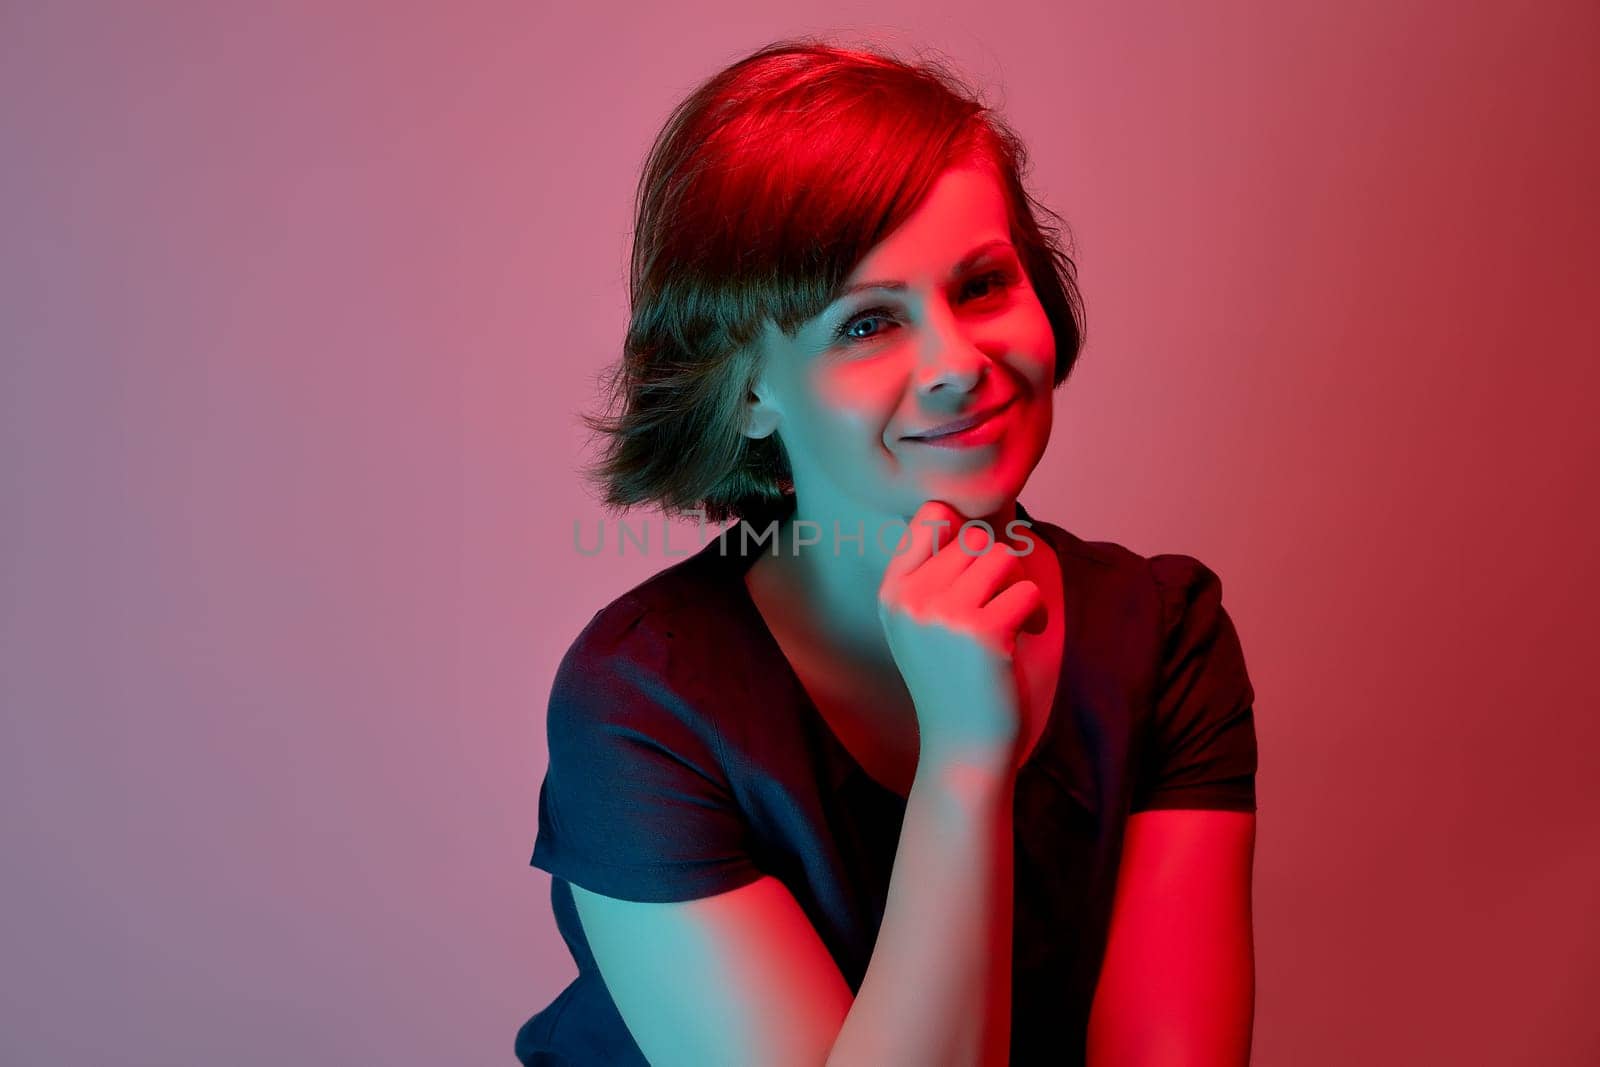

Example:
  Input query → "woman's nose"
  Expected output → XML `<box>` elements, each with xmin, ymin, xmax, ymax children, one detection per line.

<box><xmin>911</xmin><ymin>303</ymin><xmax>988</xmax><ymax>395</ymax></box>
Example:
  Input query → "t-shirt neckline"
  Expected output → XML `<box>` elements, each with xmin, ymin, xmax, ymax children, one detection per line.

<box><xmin>709</xmin><ymin>499</ymin><xmax>1070</xmax><ymax>804</ymax></box>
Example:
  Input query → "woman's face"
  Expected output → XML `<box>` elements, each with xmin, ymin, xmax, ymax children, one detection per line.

<box><xmin>744</xmin><ymin>160</ymin><xmax>1057</xmax><ymax>524</ymax></box>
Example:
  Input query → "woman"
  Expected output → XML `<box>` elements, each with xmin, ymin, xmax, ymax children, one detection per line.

<box><xmin>517</xmin><ymin>37</ymin><xmax>1259</xmax><ymax>1066</ymax></box>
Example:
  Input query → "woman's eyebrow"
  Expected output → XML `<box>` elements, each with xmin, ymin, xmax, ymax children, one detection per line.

<box><xmin>835</xmin><ymin>238</ymin><xmax>1016</xmax><ymax>298</ymax></box>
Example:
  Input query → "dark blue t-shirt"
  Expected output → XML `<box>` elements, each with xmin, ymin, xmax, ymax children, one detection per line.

<box><xmin>515</xmin><ymin>500</ymin><xmax>1259</xmax><ymax>1065</ymax></box>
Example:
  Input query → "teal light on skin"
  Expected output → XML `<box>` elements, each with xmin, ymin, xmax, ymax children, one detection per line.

<box><xmin>739</xmin><ymin>158</ymin><xmax>1058</xmax><ymax>666</ymax></box>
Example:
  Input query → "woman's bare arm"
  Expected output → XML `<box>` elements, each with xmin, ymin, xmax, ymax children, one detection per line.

<box><xmin>1086</xmin><ymin>809</ymin><xmax>1256</xmax><ymax>1066</ymax></box>
<box><xmin>826</xmin><ymin>753</ymin><xmax>1016</xmax><ymax>1066</ymax></box>
<box><xmin>570</xmin><ymin>751</ymin><xmax>1016</xmax><ymax>1067</ymax></box>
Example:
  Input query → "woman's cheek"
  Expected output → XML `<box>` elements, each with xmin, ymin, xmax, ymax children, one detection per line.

<box><xmin>818</xmin><ymin>369</ymin><xmax>902</xmax><ymax>425</ymax></box>
<box><xmin>996</xmin><ymin>296</ymin><xmax>1052</xmax><ymax>370</ymax></box>
<box><xmin>795</xmin><ymin>388</ymin><xmax>874</xmax><ymax>451</ymax></box>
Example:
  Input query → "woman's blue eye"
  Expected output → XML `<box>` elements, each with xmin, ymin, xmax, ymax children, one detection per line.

<box><xmin>831</xmin><ymin>269</ymin><xmax>1014</xmax><ymax>345</ymax></box>
<box><xmin>835</xmin><ymin>308</ymin><xmax>895</xmax><ymax>343</ymax></box>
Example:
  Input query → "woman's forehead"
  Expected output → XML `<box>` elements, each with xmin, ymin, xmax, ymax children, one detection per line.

<box><xmin>839</xmin><ymin>163</ymin><xmax>1013</xmax><ymax>294</ymax></box>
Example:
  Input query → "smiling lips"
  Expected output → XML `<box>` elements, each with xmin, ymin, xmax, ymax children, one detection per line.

<box><xmin>903</xmin><ymin>396</ymin><xmax>1016</xmax><ymax>440</ymax></box>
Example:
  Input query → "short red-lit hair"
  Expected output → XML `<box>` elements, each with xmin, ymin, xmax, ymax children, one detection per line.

<box><xmin>580</xmin><ymin>36</ymin><xmax>1087</xmax><ymax>525</ymax></box>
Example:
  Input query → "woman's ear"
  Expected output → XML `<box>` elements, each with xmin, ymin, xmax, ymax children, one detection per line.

<box><xmin>742</xmin><ymin>379</ymin><xmax>780</xmax><ymax>440</ymax></box>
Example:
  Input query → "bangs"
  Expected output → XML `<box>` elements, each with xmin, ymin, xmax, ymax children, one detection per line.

<box><xmin>631</xmin><ymin>55</ymin><xmax>996</xmax><ymax>354</ymax></box>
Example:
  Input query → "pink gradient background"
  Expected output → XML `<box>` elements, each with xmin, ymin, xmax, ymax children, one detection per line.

<box><xmin>3</xmin><ymin>3</ymin><xmax>1595</xmax><ymax>1064</ymax></box>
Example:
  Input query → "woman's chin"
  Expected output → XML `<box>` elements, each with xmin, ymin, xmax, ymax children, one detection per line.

<box><xmin>902</xmin><ymin>472</ymin><xmax>1029</xmax><ymax>523</ymax></box>
<box><xmin>902</xmin><ymin>430</ymin><xmax>1046</xmax><ymax>513</ymax></box>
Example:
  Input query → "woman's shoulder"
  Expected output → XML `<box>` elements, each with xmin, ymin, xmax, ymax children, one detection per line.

<box><xmin>1027</xmin><ymin>510</ymin><xmax>1149</xmax><ymax>584</ymax></box>
<box><xmin>1025</xmin><ymin>509</ymin><xmax>1225</xmax><ymax>636</ymax></box>
<box><xmin>557</xmin><ymin>536</ymin><xmax>749</xmax><ymax>675</ymax></box>
<box><xmin>543</xmin><ymin>540</ymin><xmax>770</xmax><ymax>757</ymax></box>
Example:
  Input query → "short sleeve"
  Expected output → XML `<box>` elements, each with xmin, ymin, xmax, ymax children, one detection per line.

<box><xmin>529</xmin><ymin>604</ymin><xmax>765</xmax><ymax>902</ymax></box>
<box><xmin>1129</xmin><ymin>554</ymin><xmax>1260</xmax><ymax>813</ymax></box>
